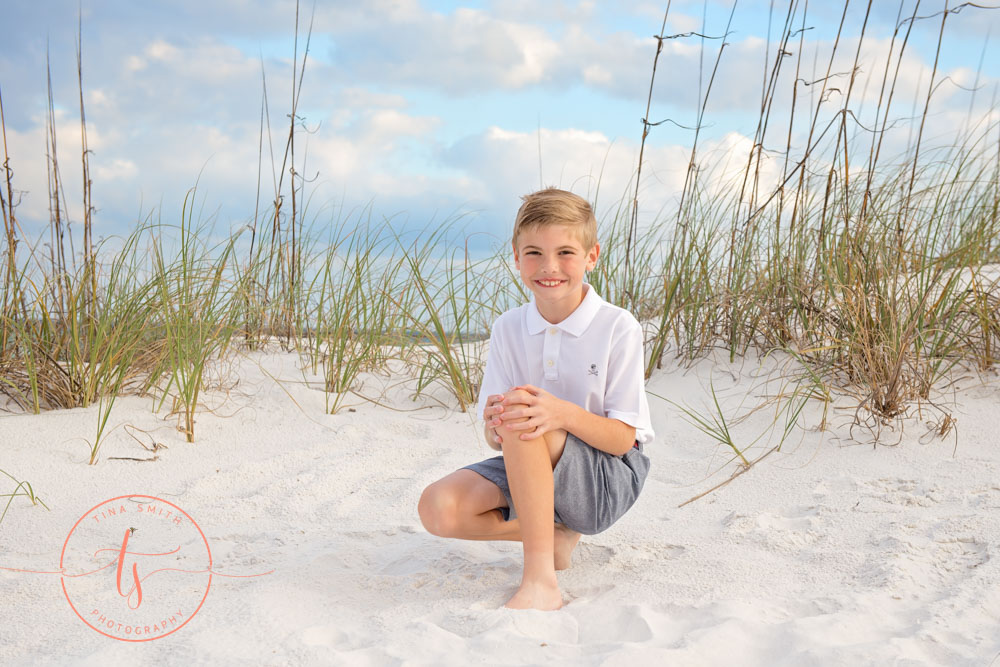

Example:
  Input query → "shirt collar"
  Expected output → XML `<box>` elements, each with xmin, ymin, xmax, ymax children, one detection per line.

<box><xmin>526</xmin><ymin>283</ymin><xmax>603</xmax><ymax>336</ymax></box>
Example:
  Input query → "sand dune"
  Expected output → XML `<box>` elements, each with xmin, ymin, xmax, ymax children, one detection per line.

<box><xmin>2</xmin><ymin>349</ymin><xmax>998</xmax><ymax>665</ymax></box>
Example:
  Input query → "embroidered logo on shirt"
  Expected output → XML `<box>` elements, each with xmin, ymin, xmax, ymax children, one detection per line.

<box><xmin>588</xmin><ymin>363</ymin><xmax>599</xmax><ymax>376</ymax></box>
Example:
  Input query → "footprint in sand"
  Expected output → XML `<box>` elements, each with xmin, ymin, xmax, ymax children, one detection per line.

<box><xmin>965</xmin><ymin>485</ymin><xmax>1000</xmax><ymax>509</ymax></box>
<box><xmin>723</xmin><ymin>506</ymin><xmax>825</xmax><ymax>551</ymax></box>
<box><xmin>573</xmin><ymin>603</ymin><xmax>655</xmax><ymax>642</ymax></box>
<box><xmin>562</xmin><ymin>583</ymin><xmax>616</xmax><ymax>605</ymax></box>
<box><xmin>603</xmin><ymin>541</ymin><xmax>686</xmax><ymax>571</ymax></box>
<box><xmin>571</xmin><ymin>542</ymin><xmax>615</xmax><ymax>565</ymax></box>
<box><xmin>856</xmin><ymin>477</ymin><xmax>943</xmax><ymax>509</ymax></box>
<box><xmin>855</xmin><ymin>518</ymin><xmax>989</xmax><ymax>599</ymax></box>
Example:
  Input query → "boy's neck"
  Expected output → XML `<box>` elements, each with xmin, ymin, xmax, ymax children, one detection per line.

<box><xmin>534</xmin><ymin>284</ymin><xmax>589</xmax><ymax>324</ymax></box>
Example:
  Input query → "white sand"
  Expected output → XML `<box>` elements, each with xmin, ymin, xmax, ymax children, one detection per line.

<box><xmin>1</xmin><ymin>348</ymin><xmax>998</xmax><ymax>666</ymax></box>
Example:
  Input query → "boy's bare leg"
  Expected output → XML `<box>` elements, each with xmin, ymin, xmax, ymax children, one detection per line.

<box><xmin>494</xmin><ymin>420</ymin><xmax>563</xmax><ymax>610</ymax></box>
<box><xmin>462</xmin><ymin>513</ymin><xmax>581</xmax><ymax>571</ymax></box>
<box><xmin>552</xmin><ymin>522</ymin><xmax>583</xmax><ymax>571</ymax></box>
<box><xmin>418</xmin><ymin>474</ymin><xmax>582</xmax><ymax>570</ymax></box>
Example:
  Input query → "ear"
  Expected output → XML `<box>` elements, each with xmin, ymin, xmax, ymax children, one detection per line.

<box><xmin>586</xmin><ymin>242</ymin><xmax>600</xmax><ymax>271</ymax></box>
<box><xmin>512</xmin><ymin>240</ymin><xmax>520</xmax><ymax>267</ymax></box>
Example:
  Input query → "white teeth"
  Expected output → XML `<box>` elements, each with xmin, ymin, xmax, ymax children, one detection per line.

<box><xmin>538</xmin><ymin>280</ymin><xmax>563</xmax><ymax>286</ymax></box>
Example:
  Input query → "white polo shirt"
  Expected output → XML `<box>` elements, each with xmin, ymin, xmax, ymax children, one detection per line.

<box><xmin>476</xmin><ymin>284</ymin><xmax>655</xmax><ymax>445</ymax></box>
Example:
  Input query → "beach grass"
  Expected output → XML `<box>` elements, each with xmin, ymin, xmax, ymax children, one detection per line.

<box><xmin>0</xmin><ymin>468</ymin><xmax>49</xmax><ymax>528</ymax></box>
<box><xmin>1</xmin><ymin>0</ymin><xmax>999</xmax><ymax>464</ymax></box>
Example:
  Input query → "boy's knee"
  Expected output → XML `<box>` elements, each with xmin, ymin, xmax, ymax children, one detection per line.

<box><xmin>543</xmin><ymin>428</ymin><xmax>568</xmax><ymax>450</ymax></box>
<box><xmin>496</xmin><ymin>402</ymin><xmax>530</xmax><ymax>441</ymax></box>
<box><xmin>494</xmin><ymin>421</ymin><xmax>522</xmax><ymax>442</ymax></box>
<box><xmin>417</xmin><ymin>485</ymin><xmax>459</xmax><ymax>537</ymax></box>
<box><xmin>543</xmin><ymin>428</ymin><xmax>568</xmax><ymax>467</ymax></box>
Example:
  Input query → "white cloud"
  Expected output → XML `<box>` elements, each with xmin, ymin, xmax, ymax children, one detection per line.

<box><xmin>485</xmin><ymin>0</ymin><xmax>597</xmax><ymax>25</ymax></box>
<box><xmin>583</xmin><ymin>64</ymin><xmax>613</xmax><ymax>86</ymax></box>
<box><xmin>444</xmin><ymin>125</ymin><xmax>687</xmax><ymax>225</ymax></box>
<box><xmin>95</xmin><ymin>158</ymin><xmax>138</xmax><ymax>182</ymax></box>
<box><xmin>440</xmin><ymin>119</ymin><xmax>809</xmax><ymax>235</ymax></box>
<box><xmin>315</xmin><ymin>5</ymin><xmax>563</xmax><ymax>93</ymax></box>
<box><xmin>125</xmin><ymin>55</ymin><xmax>145</xmax><ymax>72</ymax></box>
<box><xmin>364</xmin><ymin>109</ymin><xmax>439</xmax><ymax>141</ymax></box>
<box><xmin>146</xmin><ymin>40</ymin><xmax>179</xmax><ymax>62</ymax></box>
<box><xmin>282</xmin><ymin>105</ymin><xmax>450</xmax><ymax>203</ymax></box>
<box><xmin>3</xmin><ymin>0</ymin><xmax>997</xmax><ymax>247</ymax></box>
<box><xmin>502</xmin><ymin>19</ymin><xmax>560</xmax><ymax>87</ymax></box>
<box><xmin>4</xmin><ymin>107</ymin><xmax>125</xmax><ymax>233</ymax></box>
<box><xmin>338</xmin><ymin>88</ymin><xmax>408</xmax><ymax>110</ymax></box>
<box><xmin>87</xmin><ymin>89</ymin><xmax>111</xmax><ymax>108</ymax></box>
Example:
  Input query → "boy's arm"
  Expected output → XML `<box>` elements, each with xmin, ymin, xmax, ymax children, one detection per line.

<box><xmin>558</xmin><ymin>401</ymin><xmax>636</xmax><ymax>456</ymax></box>
<box><xmin>483</xmin><ymin>420</ymin><xmax>502</xmax><ymax>451</ymax></box>
<box><xmin>474</xmin><ymin>318</ymin><xmax>509</xmax><ymax>451</ymax></box>
<box><xmin>482</xmin><ymin>394</ymin><xmax>505</xmax><ymax>451</ymax></box>
<box><xmin>497</xmin><ymin>385</ymin><xmax>636</xmax><ymax>457</ymax></box>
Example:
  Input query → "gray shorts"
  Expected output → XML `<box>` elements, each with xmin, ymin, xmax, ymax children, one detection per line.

<box><xmin>461</xmin><ymin>432</ymin><xmax>650</xmax><ymax>535</ymax></box>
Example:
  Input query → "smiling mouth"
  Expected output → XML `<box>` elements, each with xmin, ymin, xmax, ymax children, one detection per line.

<box><xmin>535</xmin><ymin>279</ymin><xmax>566</xmax><ymax>287</ymax></box>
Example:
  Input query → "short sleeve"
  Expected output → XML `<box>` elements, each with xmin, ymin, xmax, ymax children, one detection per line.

<box><xmin>602</xmin><ymin>317</ymin><xmax>645</xmax><ymax>428</ymax></box>
<box><xmin>475</xmin><ymin>321</ymin><xmax>515</xmax><ymax>421</ymax></box>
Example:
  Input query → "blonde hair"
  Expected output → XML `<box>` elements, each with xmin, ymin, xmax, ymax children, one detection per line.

<box><xmin>512</xmin><ymin>188</ymin><xmax>598</xmax><ymax>249</ymax></box>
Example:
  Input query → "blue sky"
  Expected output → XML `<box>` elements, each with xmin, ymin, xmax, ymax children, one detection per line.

<box><xmin>2</xmin><ymin>0</ymin><xmax>998</xmax><ymax>251</ymax></box>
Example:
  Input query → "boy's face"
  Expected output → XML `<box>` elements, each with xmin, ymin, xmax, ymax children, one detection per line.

<box><xmin>513</xmin><ymin>224</ymin><xmax>600</xmax><ymax>322</ymax></box>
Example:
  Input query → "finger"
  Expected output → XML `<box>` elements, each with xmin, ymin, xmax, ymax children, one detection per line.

<box><xmin>502</xmin><ymin>391</ymin><xmax>533</xmax><ymax>405</ymax></box>
<box><xmin>508</xmin><ymin>419</ymin><xmax>536</xmax><ymax>431</ymax></box>
<box><xmin>505</xmin><ymin>405</ymin><xmax>534</xmax><ymax>420</ymax></box>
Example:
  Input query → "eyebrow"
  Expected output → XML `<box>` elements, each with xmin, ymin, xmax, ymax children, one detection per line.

<box><xmin>520</xmin><ymin>244</ymin><xmax>579</xmax><ymax>250</ymax></box>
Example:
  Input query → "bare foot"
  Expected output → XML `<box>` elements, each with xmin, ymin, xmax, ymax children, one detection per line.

<box><xmin>504</xmin><ymin>576</ymin><xmax>563</xmax><ymax>611</ymax></box>
<box><xmin>553</xmin><ymin>524</ymin><xmax>582</xmax><ymax>571</ymax></box>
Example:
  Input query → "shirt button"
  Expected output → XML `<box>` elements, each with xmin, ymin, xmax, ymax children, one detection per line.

<box><xmin>546</xmin><ymin>360</ymin><xmax>554</xmax><ymax>367</ymax></box>
<box><xmin>548</xmin><ymin>328</ymin><xmax>558</xmax><ymax>335</ymax></box>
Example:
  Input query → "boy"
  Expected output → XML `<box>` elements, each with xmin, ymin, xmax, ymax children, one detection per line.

<box><xmin>417</xmin><ymin>188</ymin><xmax>653</xmax><ymax>611</ymax></box>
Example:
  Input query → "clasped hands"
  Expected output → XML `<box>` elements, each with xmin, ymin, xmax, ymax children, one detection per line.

<box><xmin>483</xmin><ymin>385</ymin><xmax>570</xmax><ymax>446</ymax></box>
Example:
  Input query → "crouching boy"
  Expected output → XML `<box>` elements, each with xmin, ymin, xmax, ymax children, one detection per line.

<box><xmin>418</xmin><ymin>187</ymin><xmax>653</xmax><ymax>611</ymax></box>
